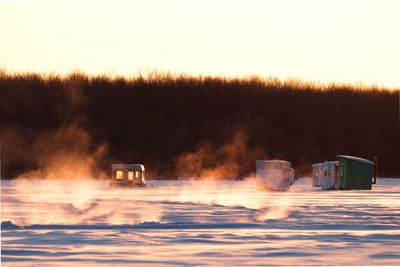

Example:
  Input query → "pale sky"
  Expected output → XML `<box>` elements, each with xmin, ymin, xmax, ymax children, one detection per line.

<box><xmin>0</xmin><ymin>0</ymin><xmax>399</xmax><ymax>88</ymax></box>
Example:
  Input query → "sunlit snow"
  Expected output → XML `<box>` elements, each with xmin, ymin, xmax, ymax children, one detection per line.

<box><xmin>2</xmin><ymin>178</ymin><xmax>400</xmax><ymax>266</ymax></box>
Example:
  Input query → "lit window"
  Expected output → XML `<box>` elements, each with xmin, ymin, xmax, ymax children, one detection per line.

<box><xmin>135</xmin><ymin>170</ymin><xmax>140</xmax><ymax>178</ymax></box>
<box><xmin>128</xmin><ymin>171</ymin><xmax>134</xmax><ymax>180</ymax></box>
<box><xmin>116</xmin><ymin>170</ymin><xmax>123</xmax><ymax>179</ymax></box>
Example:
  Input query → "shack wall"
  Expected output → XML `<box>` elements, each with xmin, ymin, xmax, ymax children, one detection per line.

<box><xmin>339</xmin><ymin>158</ymin><xmax>373</xmax><ymax>190</ymax></box>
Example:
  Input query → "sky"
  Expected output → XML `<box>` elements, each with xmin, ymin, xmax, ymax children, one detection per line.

<box><xmin>0</xmin><ymin>0</ymin><xmax>399</xmax><ymax>88</ymax></box>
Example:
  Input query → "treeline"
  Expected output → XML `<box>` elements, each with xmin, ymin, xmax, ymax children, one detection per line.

<box><xmin>0</xmin><ymin>71</ymin><xmax>399</xmax><ymax>178</ymax></box>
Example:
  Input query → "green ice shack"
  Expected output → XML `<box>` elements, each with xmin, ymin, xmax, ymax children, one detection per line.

<box><xmin>336</xmin><ymin>155</ymin><xmax>377</xmax><ymax>190</ymax></box>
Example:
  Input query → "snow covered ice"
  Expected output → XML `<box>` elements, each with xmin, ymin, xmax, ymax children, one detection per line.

<box><xmin>1</xmin><ymin>178</ymin><xmax>400</xmax><ymax>266</ymax></box>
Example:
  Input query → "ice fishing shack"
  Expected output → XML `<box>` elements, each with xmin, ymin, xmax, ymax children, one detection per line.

<box><xmin>110</xmin><ymin>164</ymin><xmax>146</xmax><ymax>187</ymax></box>
<box><xmin>313</xmin><ymin>155</ymin><xmax>377</xmax><ymax>190</ymax></box>
<box><xmin>336</xmin><ymin>155</ymin><xmax>376</xmax><ymax>190</ymax></box>
<box><xmin>312</xmin><ymin>163</ymin><xmax>323</xmax><ymax>187</ymax></box>
<box><xmin>317</xmin><ymin>161</ymin><xmax>339</xmax><ymax>190</ymax></box>
<box><xmin>256</xmin><ymin>160</ymin><xmax>295</xmax><ymax>191</ymax></box>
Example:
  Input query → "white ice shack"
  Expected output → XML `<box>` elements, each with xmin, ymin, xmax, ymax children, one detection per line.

<box><xmin>312</xmin><ymin>163</ymin><xmax>324</xmax><ymax>187</ymax></box>
<box><xmin>317</xmin><ymin>161</ymin><xmax>339</xmax><ymax>190</ymax></box>
<box><xmin>110</xmin><ymin>164</ymin><xmax>146</xmax><ymax>187</ymax></box>
<box><xmin>256</xmin><ymin>160</ymin><xmax>295</xmax><ymax>191</ymax></box>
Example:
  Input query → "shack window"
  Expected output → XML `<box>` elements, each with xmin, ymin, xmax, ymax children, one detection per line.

<box><xmin>116</xmin><ymin>170</ymin><xmax>123</xmax><ymax>179</ymax></box>
<box><xmin>323</xmin><ymin>170</ymin><xmax>327</xmax><ymax>178</ymax></box>
<box><xmin>135</xmin><ymin>170</ymin><xmax>140</xmax><ymax>178</ymax></box>
<box><xmin>128</xmin><ymin>171</ymin><xmax>134</xmax><ymax>180</ymax></box>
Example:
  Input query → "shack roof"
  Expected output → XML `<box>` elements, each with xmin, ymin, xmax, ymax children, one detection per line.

<box><xmin>312</xmin><ymin>163</ymin><xmax>324</xmax><ymax>168</ymax></box>
<box><xmin>256</xmin><ymin>160</ymin><xmax>290</xmax><ymax>164</ymax></box>
<box><xmin>337</xmin><ymin>155</ymin><xmax>374</xmax><ymax>165</ymax></box>
<box><xmin>111</xmin><ymin>164</ymin><xmax>145</xmax><ymax>170</ymax></box>
<box><xmin>323</xmin><ymin>161</ymin><xmax>339</xmax><ymax>166</ymax></box>
<box><xmin>256</xmin><ymin>160</ymin><xmax>291</xmax><ymax>168</ymax></box>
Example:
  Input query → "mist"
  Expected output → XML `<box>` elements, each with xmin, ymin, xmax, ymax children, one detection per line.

<box><xmin>1</xmin><ymin>179</ymin><xmax>296</xmax><ymax>226</ymax></box>
<box><xmin>174</xmin><ymin>130</ymin><xmax>266</xmax><ymax>180</ymax></box>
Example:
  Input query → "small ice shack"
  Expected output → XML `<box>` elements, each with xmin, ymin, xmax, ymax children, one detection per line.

<box><xmin>312</xmin><ymin>163</ymin><xmax>323</xmax><ymax>187</ymax></box>
<box><xmin>337</xmin><ymin>155</ymin><xmax>376</xmax><ymax>190</ymax></box>
<box><xmin>256</xmin><ymin>160</ymin><xmax>295</xmax><ymax>191</ymax></box>
<box><xmin>317</xmin><ymin>161</ymin><xmax>339</xmax><ymax>190</ymax></box>
<box><xmin>313</xmin><ymin>155</ymin><xmax>377</xmax><ymax>190</ymax></box>
<box><xmin>110</xmin><ymin>164</ymin><xmax>146</xmax><ymax>187</ymax></box>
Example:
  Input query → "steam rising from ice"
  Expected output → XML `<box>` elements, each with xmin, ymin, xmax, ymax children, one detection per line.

<box><xmin>1</xmin><ymin>127</ymin><xmax>295</xmax><ymax>226</ymax></box>
<box><xmin>1</xmin><ymin>73</ymin><xmax>108</xmax><ymax>181</ymax></box>
<box><xmin>2</xmin><ymin>179</ymin><xmax>296</xmax><ymax>226</ymax></box>
<box><xmin>15</xmin><ymin>123</ymin><xmax>108</xmax><ymax>180</ymax></box>
<box><xmin>175</xmin><ymin>131</ymin><xmax>266</xmax><ymax>180</ymax></box>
